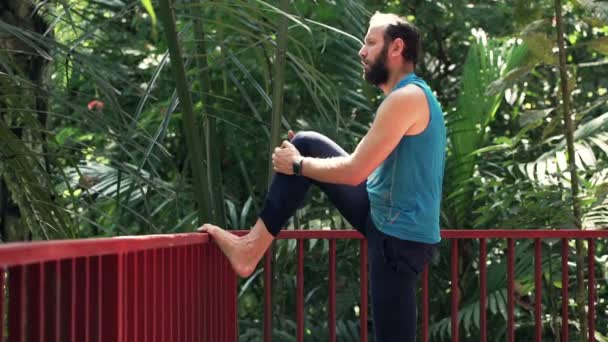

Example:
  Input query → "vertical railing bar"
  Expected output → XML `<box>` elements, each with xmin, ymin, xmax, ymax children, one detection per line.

<box><xmin>222</xmin><ymin>241</ymin><xmax>228</xmax><ymax>341</ymax></box>
<box><xmin>178</xmin><ymin>248</ymin><xmax>184</xmax><ymax>342</ymax></box>
<box><xmin>100</xmin><ymin>253</ymin><xmax>125</xmax><ymax>342</ymax></box>
<box><xmin>134</xmin><ymin>252</ymin><xmax>139</xmax><ymax>342</ymax></box>
<box><xmin>196</xmin><ymin>245</ymin><xmax>202</xmax><ymax>342</ymax></box>
<box><xmin>85</xmin><ymin>258</ymin><xmax>90</xmax><ymax>342</ymax></box>
<box><xmin>151</xmin><ymin>249</ymin><xmax>158</xmax><ymax>342</ymax></box>
<box><xmin>507</xmin><ymin>238</ymin><xmax>515</xmax><ymax>342</ymax></box>
<box><xmin>186</xmin><ymin>245</ymin><xmax>196</xmax><ymax>342</ymax></box>
<box><xmin>88</xmin><ymin>257</ymin><xmax>98</xmax><ymax>342</ymax></box>
<box><xmin>27</xmin><ymin>264</ymin><xmax>40</xmax><ymax>342</ymax></box>
<box><xmin>97</xmin><ymin>257</ymin><xmax>102</xmax><ymax>342</ymax></box>
<box><xmin>451</xmin><ymin>239</ymin><xmax>459</xmax><ymax>342</ymax></box>
<box><xmin>211</xmin><ymin>245</ymin><xmax>216</xmax><ymax>341</ymax></box>
<box><xmin>264</xmin><ymin>247</ymin><xmax>272</xmax><ymax>342</ymax></box>
<box><xmin>329</xmin><ymin>239</ymin><xmax>337</xmax><ymax>342</ymax></box>
<box><xmin>588</xmin><ymin>238</ymin><xmax>595</xmax><ymax>342</ymax></box>
<box><xmin>535</xmin><ymin>238</ymin><xmax>542</xmax><ymax>342</ymax></box>
<box><xmin>8</xmin><ymin>265</ymin><xmax>26</xmax><ymax>342</ymax></box>
<box><xmin>162</xmin><ymin>248</ymin><xmax>168</xmax><ymax>342</ymax></box>
<box><xmin>561</xmin><ymin>238</ymin><xmax>569</xmax><ymax>342</ymax></box>
<box><xmin>189</xmin><ymin>245</ymin><xmax>195</xmax><ymax>342</ymax></box>
<box><xmin>73</xmin><ymin>258</ymin><xmax>86</xmax><ymax>342</ymax></box>
<box><xmin>0</xmin><ymin>267</ymin><xmax>4</xmax><ymax>342</ymax></box>
<box><xmin>40</xmin><ymin>264</ymin><xmax>46</xmax><ymax>342</ymax></box>
<box><xmin>139</xmin><ymin>251</ymin><xmax>146</xmax><ymax>342</ymax></box>
<box><xmin>71</xmin><ymin>258</ymin><xmax>77</xmax><ymax>342</ymax></box>
<box><xmin>360</xmin><ymin>239</ymin><xmax>368</xmax><ymax>342</ymax></box>
<box><xmin>119</xmin><ymin>253</ymin><xmax>126</xmax><ymax>342</ymax></box>
<box><xmin>142</xmin><ymin>251</ymin><xmax>148</xmax><ymax>342</ymax></box>
<box><xmin>44</xmin><ymin>261</ymin><xmax>61</xmax><ymax>342</ymax></box>
<box><xmin>479</xmin><ymin>238</ymin><xmax>487</xmax><ymax>342</ymax></box>
<box><xmin>297</xmin><ymin>239</ymin><xmax>304</xmax><ymax>342</ymax></box>
<box><xmin>38</xmin><ymin>263</ymin><xmax>46</xmax><ymax>342</ymax></box>
<box><xmin>172</xmin><ymin>248</ymin><xmax>177</xmax><ymax>342</ymax></box>
<box><xmin>60</xmin><ymin>259</ymin><xmax>71</xmax><ymax>342</ymax></box>
<box><xmin>422</xmin><ymin>265</ymin><xmax>429</xmax><ymax>342</ymax></box>
<box><xmin>124</xmin><ymin>253</ymin><xmax>133</xmax><ymax>342</ymax></box>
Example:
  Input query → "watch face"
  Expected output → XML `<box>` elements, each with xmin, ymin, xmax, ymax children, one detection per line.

<box><xmin>293</xmin><ymin>159</ymin><xmax>302</xmax><ymax>175</ymax></box>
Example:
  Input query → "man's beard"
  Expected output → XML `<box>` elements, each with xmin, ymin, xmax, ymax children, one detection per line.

<box><xmin>363</xmin><ymin>44</ymin><xmax>389</xmax><ymax>86</ymax></box>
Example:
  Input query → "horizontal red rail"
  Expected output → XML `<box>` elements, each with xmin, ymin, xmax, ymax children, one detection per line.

<box><xmin>0</xmin><ymin>233</ymin><xmax>209</xmax><ymax>267</ymax></box>
<box><xmin>235</xmin><ymin>229</ymin><xmax>608</xmax><ymax>239</ymax></box>
<box><xmin>439</xmin><ymin>229</ymin><xmax>608</xmax><ymax>239</ymax></box>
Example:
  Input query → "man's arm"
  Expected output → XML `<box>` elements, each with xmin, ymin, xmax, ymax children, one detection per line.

<box><xmin>300</xmin><ymin>84</ymin><xmax>429</xmax><ymax>185</ymax></box>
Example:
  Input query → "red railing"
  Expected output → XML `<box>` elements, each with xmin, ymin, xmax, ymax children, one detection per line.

<box><xmin>438</xmin><ymin>230</ymin><xmax>608</xmax><ymax>342</ymax></box>
<box><xmin>0</xmin><ymin>233</ymin><xmax>237</xmax><ymax>342</ymax></box>
<box><xmin>1</xmin><ymin>229</ymin><xmax>606</xmax><ymax>341</ymax></box>
<box><xmin>244</xmin><ymin>229</ymin><xmax>608</xmax><ymax>342</ymax></box>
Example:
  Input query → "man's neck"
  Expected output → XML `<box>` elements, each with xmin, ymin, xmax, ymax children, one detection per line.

<box><xmin>379</xmin><ymin>65</ymin><xmax>415</xmax><ymax>95</ymax></box>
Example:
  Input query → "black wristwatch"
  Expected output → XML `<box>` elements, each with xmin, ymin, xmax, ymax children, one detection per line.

<box><xmin>293</xmin><ymin>157</ymin><xmax>304</xmax><ymax>176</ymax></box>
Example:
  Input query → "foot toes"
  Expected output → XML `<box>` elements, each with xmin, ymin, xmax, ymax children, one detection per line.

<box><xmin>197</xmin><ymin>224</ymin><xmax>213</xmax><ymax>233</ymax></box>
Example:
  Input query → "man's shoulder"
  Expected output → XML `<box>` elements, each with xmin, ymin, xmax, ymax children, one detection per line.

<box><xmin>385</xmin><ymin>84</ymin><xmax>428</xmax><ymax>113</ymax></box>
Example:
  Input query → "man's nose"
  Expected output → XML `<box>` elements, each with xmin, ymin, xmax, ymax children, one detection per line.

<box><xmin>358</xmin><ymin>46</ymin><xmax>366</xmax><ymax>59</ymax></box>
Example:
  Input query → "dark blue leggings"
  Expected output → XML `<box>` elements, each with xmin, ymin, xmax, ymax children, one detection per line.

<box><xmin>259</xmin><ymin>131</ymin><xmax>435</xmax><ymax>342</ymax></box>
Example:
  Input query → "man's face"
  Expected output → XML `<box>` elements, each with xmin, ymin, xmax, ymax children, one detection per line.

<box><xmin>359</xmin><ymin>26</ymin><xmax>390</xmax><ymax>86</ymax></box>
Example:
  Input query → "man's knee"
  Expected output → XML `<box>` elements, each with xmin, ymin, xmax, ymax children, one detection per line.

<box><xmin>291</xmin><ymin>131</ymin><xmax>320</xmax><ymax>156</ymax></box>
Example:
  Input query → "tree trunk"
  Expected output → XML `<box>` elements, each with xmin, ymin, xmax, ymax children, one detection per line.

<box><xmin>267</xmin><ymin>0</ymin><xmax>289</xmax><ymax>188</ymax></box>
<box><xmin>0</xmin><ymin>0</ymin><xmax>51</xmax><ymax>241</ymax></box>
<box><xmin>193</xmin><ymin>0</ymin><xmax>225</xmax><ymax>227</ymax></box>
<box><xmin>553</xmin><ymin>0</ymin><xmax>587</xmax><ymax>339</ymax></box>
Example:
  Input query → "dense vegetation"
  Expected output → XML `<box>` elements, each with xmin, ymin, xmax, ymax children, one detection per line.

<box><xmin>1</xmin><ymin>0</ymin><xmax>607</xmax><ymax>340</ymax></box>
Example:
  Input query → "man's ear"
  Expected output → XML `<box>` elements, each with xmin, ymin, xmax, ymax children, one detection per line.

<box><xmin>391</xmin><ymin>38</ymin><xmax>406</xmax><ymax>57</ymax></box>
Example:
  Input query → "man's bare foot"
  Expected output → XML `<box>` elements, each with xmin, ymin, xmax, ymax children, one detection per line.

<box><xmin>198</xmin><ymin>223</ymin><xmax>271</xmax><ymax>278</ymax></box>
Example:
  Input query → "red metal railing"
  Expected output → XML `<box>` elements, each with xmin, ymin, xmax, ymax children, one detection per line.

<box><xmin>246</xmin><ymin>229</ymin><xmax>607</xmax><ymax>342</ymax></box>
<box><xmin>243</xmin><ymin>230</ymin><xmax>368</xmax><ymax>342</ymax></box>
<box><xmin>437</xmin><ymin>229</ymin><xmax>608</xmax><ymax>342</ymax></box>
<box><xmin>1</xmin><ymin>229</ymin><xmax>605</xmax><ymax>341</ymax></box>
<box><xmin>0</xmin><ymin>233</ymin><xmax>237</xmax><ymax>342</ymax></box>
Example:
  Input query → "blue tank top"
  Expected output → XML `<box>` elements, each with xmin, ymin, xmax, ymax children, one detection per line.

<box><xmin>366</xmin><ymin>73</ymin><xmax>446</xmax><ymax>244</ymax></box>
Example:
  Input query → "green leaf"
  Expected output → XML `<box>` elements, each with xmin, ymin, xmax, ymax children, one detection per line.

<box><xmin>140</xmin><ymin>0</ymin><xmax>157</xmax><ymax>26</ymax></box>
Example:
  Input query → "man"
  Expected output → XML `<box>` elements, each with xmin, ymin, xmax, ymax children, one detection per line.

<box><xmin>199</xmin><ymin>12</ymin><xmax>445</xmax><ymax>341</ymax></box>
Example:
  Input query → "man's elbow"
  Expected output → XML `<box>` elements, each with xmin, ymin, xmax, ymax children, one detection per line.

<box><xmin>342</xmin><ymin>158</ymin><xmax>368</xmax><ymax>186</ymax></box>
<box><xmin>346</xmin><ymin>171</ymin><xmax>367</xmax><ymax>186</ymax></box>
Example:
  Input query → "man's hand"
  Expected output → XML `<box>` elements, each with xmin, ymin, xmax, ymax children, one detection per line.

<box><xmin>272</xmin><ymin>139</ymin><xmax>301</xmax><ymax>175</ymax></box>
<box><xmin>288</xmin><ymin>129</ymin><xmax>295</xmax><ymax>141</ymax></box>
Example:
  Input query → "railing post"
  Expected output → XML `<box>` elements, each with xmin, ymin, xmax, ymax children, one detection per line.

<box><xmin>359</xmin><ymin>239</ymin><xmax>368</xmax><ymax>342</ymax></box>
<box><xmin>100</xmin><ymin>254</ymin><xmax>124</xmax><ymax>342</ymax></box>
<box><xmin>534</xmin><ymin>239</ymin><xmax>542</xmax><ymax>342</ymax></box>
<box><xmin>8</xmin><ymin>265</ymin><xmax>26</xmax><ymax>342</ymax></box>
<box><xmin>507</xmin><ymin>239</ymin><xmax>515</xmax><ymax>342</ymax></box>
<box><xmin>0</xmin><ymin>267</ymin><xmax>4</xmax><ymax>342</ymax></box>
<box><xmin>561</xmin><ymin>239</ymin><xmax>569</xmax><ymax>342</ymax></box>
<box><xmin>264</xmin><ymin>247</ymin><xmax>273</xmax><ymax>342</ymax></box>
<box><xmin>588</xmin><ymin>238</ymin><xmax>595</xmax><ymax>342</ymax></box>
<box><xmin>451</xmin><ymin>239</ymin><xmax>459</xmax><ymax>341</ymax></box>
<box><xmin>479</xmin><ymin>238</ymin><xmax>487</xmax><ymax>342</ymax></box>
<box><xmin>297</xmin><ymin>239</ymin><xmax>305</xmax><ymax>342</ymax></box>
<box><xmin>329</xmin><ymin>239</ymin><xmax>337</xmax><ymax>342</ymax></box>
<box><xmin>27</xmin><ymin>263</ymin><xmax>44</xmax><ymax>342</ymax></box>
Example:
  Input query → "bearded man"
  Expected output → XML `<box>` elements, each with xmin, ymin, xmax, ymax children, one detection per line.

<box><xmin>199</xmin><ymin>12</ymin><xmax>446</xmax><ymax>341</ymax></box>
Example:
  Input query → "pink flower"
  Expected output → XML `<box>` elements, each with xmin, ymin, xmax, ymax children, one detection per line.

<box><xmin>88</xmin><ymin>100</ymin><xmax>105</xmax><ymax>111</ymax></box>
